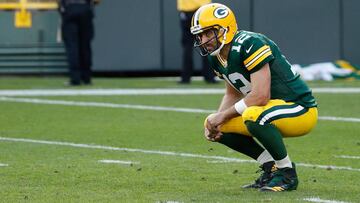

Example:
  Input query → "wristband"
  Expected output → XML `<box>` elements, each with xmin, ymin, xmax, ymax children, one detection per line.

<box><xmin>234</xmin><ymin>99</ymin><xmax>247</xmax><ymax>114</ymax></box>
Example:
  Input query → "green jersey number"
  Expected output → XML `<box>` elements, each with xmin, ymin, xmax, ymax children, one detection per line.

<box><xmin>232</xmin><ymin>33</ymin><xmax>251</xmax><ymax>52</ymax></box>
<box><xmin>223</xmin><ymin>72</ymin><xmax>252</xmax><ymax>95</ymax></box>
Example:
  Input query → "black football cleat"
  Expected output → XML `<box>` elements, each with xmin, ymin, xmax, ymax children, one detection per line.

<box><xmin>260</xmin><ymin>163</ymin><xmax>298</xmax><ymax>192</ymax></box>
<box><xmin>242</xmin><ymin>161</ymin><xmax>277</xmax><ymax>189</ymax></box>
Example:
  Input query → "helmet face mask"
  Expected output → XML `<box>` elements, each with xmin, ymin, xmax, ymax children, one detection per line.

<box><xmin>193</xmin><ymin>27</ymin><xmax>226</xmax><ymax>56</ymax></box>
<box><xmin>190</xmin><ymin>3</ymin><xmax>237</xmax><ymax>56</ymax></box>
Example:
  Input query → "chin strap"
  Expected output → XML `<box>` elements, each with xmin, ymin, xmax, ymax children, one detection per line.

<box><xmin>210</xmin><ymin>28</ymin><xmax>228</xmax><ymax>56</ymax></box>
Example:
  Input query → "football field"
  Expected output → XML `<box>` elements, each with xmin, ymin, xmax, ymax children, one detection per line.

<box><xmin>0</xmin><ymin>77</ymin><xmax>359</xmax><ymax>202</ymax></box>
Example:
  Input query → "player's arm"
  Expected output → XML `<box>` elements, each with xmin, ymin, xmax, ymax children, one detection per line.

<box><xmin>205</xmin><ymin>82</ymin><xmax>243</xmax><ymax>135</ymax></box>
<box><xmin>244</xmin><ymin>63</ymin><xmax>271</xmax><ymax>106</ymax></box>
<box><xmin>224</xmin><ymin>63</ymin><xmax>271</xmax><ymax>117</ymax></box>
<box><xmin>217</xmin><ymin>38</ymin><xmax>272</xmax><ymax>119</ymax></box>
<box><xmin>204</xmin><ymin>82</ymin><xmax>242</xmax><ymax>141</ymax></box>
<box><xmin>206</xmin><ymin>63</ymin><xmax>271</xmax><ymax>128</ymax></box>
<box><xmin>218</xmin><ymin>81</ymin><xmax>243</xmax><ymax>112</ymax></box>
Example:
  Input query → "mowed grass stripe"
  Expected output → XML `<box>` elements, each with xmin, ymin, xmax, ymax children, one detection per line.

<box><xmin>1</xmin><ymin>96</ymin><xmax>359</xmax><ymax>123</ymax></box>
<box><xmin>0</xmin><ymin>87</ymin><xmax>359</xmax><ymax>96</ymax></box>
<box><xmin>1</xmin><ymin>136</ymin><xmax>360</xmax><ymax>172</ymax></box>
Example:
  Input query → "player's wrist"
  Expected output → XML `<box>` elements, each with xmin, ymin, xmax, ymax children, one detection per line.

<box><xmin>234</xmin><ymin>99</ymin><xmax>248</xmax><ymax>114</ymax></box>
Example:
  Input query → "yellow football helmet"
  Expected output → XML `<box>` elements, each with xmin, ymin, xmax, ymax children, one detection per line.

<box><xmin>190</xmin><ymin>3</ymin><xmax>238</xmax><ymax>56</ymax></box>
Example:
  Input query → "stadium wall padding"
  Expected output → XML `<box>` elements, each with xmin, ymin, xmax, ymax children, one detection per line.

<box><xmin>0</xmin><ymin>0</ymin><xmax>359</xmax><ymax>72</ymax></box>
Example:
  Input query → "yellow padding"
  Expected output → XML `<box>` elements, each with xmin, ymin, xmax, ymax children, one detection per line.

<box><xmin>0</xmin><ymin>2</ymin><xmax>58</xmax><ymax>10</ymax></box>
<box><xmin>15</xmin><ymin>10</ymin><xmax>31</xmax><ymax>28</ymax></box>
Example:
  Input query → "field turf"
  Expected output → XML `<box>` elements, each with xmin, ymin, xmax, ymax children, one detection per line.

<box><xmin>0</xmin><ymin>77</ymin><xmax>359</xmax><ymax>202</ymax></box>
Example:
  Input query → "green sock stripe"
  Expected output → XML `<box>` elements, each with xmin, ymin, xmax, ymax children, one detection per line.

<box><xmin>256</xmin><ymin>104</ymin><xmax>308</xmax><ymax>125</ymax></box>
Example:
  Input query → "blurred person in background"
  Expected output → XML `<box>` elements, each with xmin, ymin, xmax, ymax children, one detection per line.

<box><xmin>192</xmin><ymin>3</ymin><xmax>318</xmax><ymax>192</ymax></box>
<box><xmin>177</xmin><ymin>0</ymin><xmax>217</xmax><ymax>84</ymax></box>
<box><xmin>58</xmin><ymin>0</ymin><xmax>100</xmax><ymax>86</ymax></box>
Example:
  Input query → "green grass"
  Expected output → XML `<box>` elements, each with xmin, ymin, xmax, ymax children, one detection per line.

<box><xmin>1</xmin><ymin>76</ymin><xmax>360</xmax><ymax>89</ymax></box>
<box><xmin>0</xmin><ymin>76</ymin><xmax>359</xmax><ymax>202</ymax></box>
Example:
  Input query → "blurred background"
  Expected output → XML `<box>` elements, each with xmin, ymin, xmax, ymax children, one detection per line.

<box><xmin>0</xmin><ymin>0</ymin><xmax>359</xmax><ymax>76</ymax></box>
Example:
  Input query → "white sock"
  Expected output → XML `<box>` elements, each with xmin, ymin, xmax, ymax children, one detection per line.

<box><xmin>256</xmin><ymin>150</ymin><xmax>274</xmax><ymax>164</ymax></box>
<box><xmin>275</xmin><ymin>155</ymin><xmax>292</xmax><ymax>168</ymax></box>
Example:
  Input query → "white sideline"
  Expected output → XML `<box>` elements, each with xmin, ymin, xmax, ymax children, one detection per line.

<box><xmin>0</xmin><ymin>87</ymin><xmax>359</xmax><ymax>96</ymax></box>
<box><xmin>1</xmin><ymin>136</ymin><xmax>360</xmax><ymax>172</ymax></box>
<box><xmin>1</xmin><ymin>96</ymin><xmax>360</xmax><ymax>123</ymax></box>
<box><xmin>98</xmin><ymin>160</ymin><xmax>140</xmax><ymax>165</ymax></box>
<box><xmin>0</xmin><ymin>163</ymin><xmax>8</xmax><ymax>167</ymax></box>
<box><xmin>303</xmin><ymin>197</ymin><xmax>349</xmax><ymax>203</ymax></box>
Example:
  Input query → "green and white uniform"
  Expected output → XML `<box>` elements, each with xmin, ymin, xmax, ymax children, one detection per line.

<box><xmin>208</xmin><ymin>30</ymin><xmax>317</xmax><ymax>108</ymax></box>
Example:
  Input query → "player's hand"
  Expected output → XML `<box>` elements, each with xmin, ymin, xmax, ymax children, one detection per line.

<box><xmin>206</xmin><ymin>112</ymin><xmax>227</xmax><ymax>129</ymax></box>
<box><xmin>204</xmin><ymin>126</ymin><xmax>222</xmax><ymax>142</ymax></box>
<box><xmin>204</xmin><ymin>114</ymin><xmax>223</xmax><ymax>142</ymax></box>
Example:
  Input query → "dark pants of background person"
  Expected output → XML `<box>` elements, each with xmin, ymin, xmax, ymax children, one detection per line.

<box><xmin>61</xmin><ymin>4</ymin><xmax>94</xmax><ymax>85</ymax></box>
<box><xmin>179</xmin><ymin>11</ymin><xmax>216</xmax><ymax>84</ymax></box>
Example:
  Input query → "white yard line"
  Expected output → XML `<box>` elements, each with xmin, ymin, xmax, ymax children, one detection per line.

<box><xmin>297</xmin><ymin>163</ymin><xmax>359</xmax><ymax>171</ymax></box>
<box><xmin>0</xmin><ymin>87</ymin><xmax>359</xmax><ymax>96</ymax></box>
<box><xmin>1</xmin><ymin>96</ymin><xmax>359</xmax><ymax>123</ymax></box>
<box><xmin>1</xmin><ymin>136</ymin><xmax>360</xmax><ymax>172</ymax></box>
<box><xmin>0</xmin><ymin>89</ymin><xmax>223</xmax><ymax>96</ymax></box>
<box><xmin>206</xmin><ymin>160</ymin><xmax>235</xmax><ymax>164</ymax></box>
<box><xmin>98</xmin><ymin>160</ymin><xmax>140</xmax><ymax>165</ymax></box>
<box><xmin>334</xmin><ymin>155</ymin><xmax>360</xmax><ymax>160</ymax></box>
<box><xmin>303</xmin><ymin>197</ymin><xmax>350</xmax><ymax>203</ymax></box>
<box><xmin>318</xmin><ymin>116</ymin><xmax>360</xmax><ymax>123</ymax></box>
<box><xmin>0</xmin><ymin>97</ymin><xmax>213</xmax><ymax>113</ymax></box>
<box><xmin>0</xmin><ymin>163</ymin><xmax>9</xmax><ymax>167</ymax></box>
<box><xmin>312</xmin><ymin>88</ymin><xmax>360</xmax><ymax>93</ymax></box>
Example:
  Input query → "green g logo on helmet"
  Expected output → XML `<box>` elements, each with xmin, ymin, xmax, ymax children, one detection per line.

<box><xmin>214</xmin><ymin>7</ymin><xmax>229</xmax><ymax>19</ymax></box>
